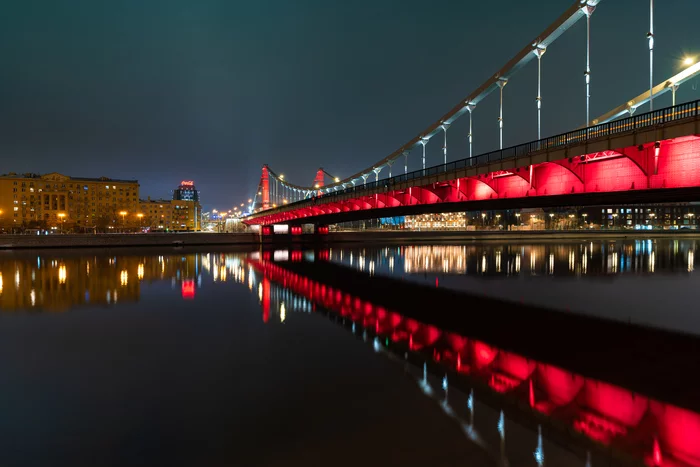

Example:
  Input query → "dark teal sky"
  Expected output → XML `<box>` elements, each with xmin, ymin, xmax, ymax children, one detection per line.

<box><xmin>1</xmin><ymin>0</ymin><xmax>699</xmax><ymax>210</ymax></box>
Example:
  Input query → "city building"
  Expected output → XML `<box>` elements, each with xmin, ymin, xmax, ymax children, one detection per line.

<box><xmin>171</xmin><ymin>200</ymin><xmax>200</xmax><ymax>231</ymax></box>
<box><xmin>0</xmin><ymin>172</ymin><xmax>139</xmax><ymax>231</ymax></box>
<box><xmin>172</xmin><ymin>180</ymin><xmax>202</xmax><ymax>231</ymax></box>
<box><xmin>173</xmin><ymin>180</ymin><xmax>200</xmax><ymax>203</ymax></box>
<box><xmin>139</xmin><ymin>198</ymin><xmax>201</xmax><ymax>231</ymax></box>
<box><xmin>581</xmin><ymin>203</ymin><xmax>700</xmax><ymax>230</ymax></box>
<box><xmin>404</xmin><ymin>213</ymin><xmax>467</xmax><ymax>230</ymax></box>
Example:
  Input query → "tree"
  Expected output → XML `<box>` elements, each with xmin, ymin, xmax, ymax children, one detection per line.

<box><xmin>95</xmin><ymin>215</ymin><xmax>113</xmax><ymax>232</ymax></box>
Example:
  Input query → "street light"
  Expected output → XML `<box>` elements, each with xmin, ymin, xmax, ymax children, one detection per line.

<box><xmin>57</xmin><ymin>213</ymin><xmax>66</xmax><ymax>233</ymax></box>
<box><xmin>279</xmin><ymin>174</ymin><xmax>284</xmax><ymax>180</ymax></box>
<box><xmin>137</xmin><ymin>213</ymin><xmax>144</xmax><ymax>230</ymax></box>
<box><xmin>481</xmin><ymin>212</ymin><xmax>486</xmax><ymax>227</ymax></box>
<box><xmin>612</xmin><ymin>212</ymin><xmax>619</xmax><ymax>229</ymax></box>
<box><xmin>549</xmin><ymin>213</ymin><xmax>554</xmax><ymax>229</ymax></box>
<box><xmin>684</xmin><ymin>56</ymin><xmax>695</xmax><ymax>66</ymax></box>
<box><xmin>119</xmin><ymin>211</ymin><xmax>127</xmax><ymax>230</ymax></box>
<box><xmin>334</xmin><ymin>177</ymin><xmax>340</xmax><ymax>183</ymax></box>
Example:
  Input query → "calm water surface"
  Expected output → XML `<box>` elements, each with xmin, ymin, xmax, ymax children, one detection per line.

<box><xmin>1</xmin><ymin>240</ymin><xmax>699</xmax><ymax>466</ymax></box>
<box><xmin>328</xmin><ymin>239</ymin><xmax>700</xmax><ymax>334</ymax></box>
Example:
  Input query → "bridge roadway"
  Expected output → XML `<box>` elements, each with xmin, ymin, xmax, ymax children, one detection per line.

<box><xmin>251</xmin><ymin>256</ymin><xmax>700</xmax><ymax>466</ymax></box>
<box><xmin>245</xmin><ymin>100</ymin><xmax>700</xmax><ymax>227</ymax></box>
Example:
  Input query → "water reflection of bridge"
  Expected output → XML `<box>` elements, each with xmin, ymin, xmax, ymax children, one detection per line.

<box><xmin>330</xmin><ymin>240</ymin><xmax>696</xmax><ymax>276</ymax></box>
<box><xmin>247</xmin><ymin>255</ymin><xmax>700</xmax><ymax>467</ymax></box>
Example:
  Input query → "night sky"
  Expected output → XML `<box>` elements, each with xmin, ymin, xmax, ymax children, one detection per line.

<box><xmin>1</xmin><ymin>0</ymin><xmax>700</xmax><ymax>210</ymax></box>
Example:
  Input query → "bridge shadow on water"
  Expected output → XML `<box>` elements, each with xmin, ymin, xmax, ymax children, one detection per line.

<box><xmin>250</xmin><ymin>252</ymin><xmax>700</xmax><ymax>467</ymax></box>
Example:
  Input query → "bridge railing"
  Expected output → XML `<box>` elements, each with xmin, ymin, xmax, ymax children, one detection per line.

<box><xmin>253</xmin><ymin>99</ymin><xmax>700</xmax><ymax>216</ymax></box>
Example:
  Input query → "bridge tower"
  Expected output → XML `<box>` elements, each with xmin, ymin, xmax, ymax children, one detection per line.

<box><xmin>261</xmin><ymin>165</ymin><xmax>271</xmax><ymax>210</ymax></box>
<box><xmin>314</xmin><ymin>168</ymin><xmax>325</xmax><ymax>188</ymax></box>
<box><xmin>314</xmin><ymin>168</ymin><xmax>325</xmax><ymax>196</ymax></box>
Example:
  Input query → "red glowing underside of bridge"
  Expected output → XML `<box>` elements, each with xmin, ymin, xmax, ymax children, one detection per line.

<box><xmin>250</xmin><ymin>257</ymin><xmax>700</xmax><ymax>466</ymax></box>
<box><xmin>246</xmin><ymin>136</ymin><xmax>700</xmax><ymax>226</ymax></box>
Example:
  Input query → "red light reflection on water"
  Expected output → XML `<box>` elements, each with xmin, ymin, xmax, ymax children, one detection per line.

<box><xmin>181</xmin><ymin>280</ymin><xmax>195</xmax><ymax>300</ymax></box>
<box><xmin>249</xmin><ymin>259</ymin><xmax>700</xmax><ymax>466</ymax></box>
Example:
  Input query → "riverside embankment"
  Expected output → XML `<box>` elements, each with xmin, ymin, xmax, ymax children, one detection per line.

<box><xmin>2</xmin><ymin>229</ymin><xmax>700</xmax><ymax>249</ymax></box>
<box><xmin>0</xmin><ymin>232</ymin><xmax>259</xmax><ymax>249</ymax></box>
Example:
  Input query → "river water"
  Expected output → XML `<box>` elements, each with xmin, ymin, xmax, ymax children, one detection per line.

<box><xmin>0</xmin><ymin>239</ymin><xmax>698</xmax><ymax>466</ymax></box>
<box><xmin>327</xmin><ymin>238</ymin><xmax>700</xmax><ymax>335</ymax></box>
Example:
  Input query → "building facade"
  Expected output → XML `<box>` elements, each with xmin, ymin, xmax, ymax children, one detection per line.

<box><xmin>139</xmin><ymin>198</ymin><xmax>200</xmax><ymax>231</ymax></box>
<box><xmin>0</xmin><ymin>172</ymin><xmax>139</xmax><ymax>231</ymax></box>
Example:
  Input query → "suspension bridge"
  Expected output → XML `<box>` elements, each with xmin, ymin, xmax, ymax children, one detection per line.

<box><xmin>243</xmin><ymin>0</ymin><xmax>700</xmax><ymax>231</ymax></box>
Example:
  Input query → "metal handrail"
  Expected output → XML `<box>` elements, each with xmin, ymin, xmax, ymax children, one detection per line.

<box><xmin>250</xmin><ymin>99</ymin><xmax>700</xmax><ymax>217</ymax></box>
